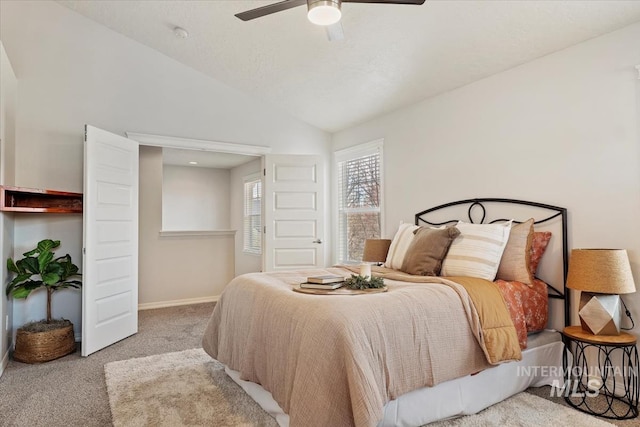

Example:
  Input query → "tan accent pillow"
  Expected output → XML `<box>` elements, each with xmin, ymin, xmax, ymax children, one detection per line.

<box><xmin>401</xmin><ymin>226</ymin><xmax>461</xmax><ymax>276</ymax></box>
<box><xmin>496</xmin><ymin>218</ymin><xmax>534</xmax><ymax>285</ymax></box>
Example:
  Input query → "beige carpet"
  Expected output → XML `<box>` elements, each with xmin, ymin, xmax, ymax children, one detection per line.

<box><xmin>105</xmin><ymin>348</ymin><xmax>615</xmax><ymax>427</ymax></box>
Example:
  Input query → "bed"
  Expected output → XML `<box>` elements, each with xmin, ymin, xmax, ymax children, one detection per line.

<box><xmin>202</xmin><ymin>198</ymin><xmax>570</xmax><ymax>427</ymax></box>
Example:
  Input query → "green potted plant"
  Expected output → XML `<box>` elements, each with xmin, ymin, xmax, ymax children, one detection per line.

<box><xmin>6</xmin><ymin>239</ymin><xmax>82</xmax><ymax>363</ymax></box>
<box><xmin>344</xmin><ymin>274</ymin><xmax>385</xmax><ymax>290</ymax></box>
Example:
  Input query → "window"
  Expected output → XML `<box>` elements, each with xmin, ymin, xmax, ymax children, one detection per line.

<box><xmin>243</xmin><ymin>175</ymin><xmax>262</xmax><ymax>254</ymax></box>
<box><xmin>335</xmin><ymin>140</ymin><xmax>383</xmax><ymax>264</ymax></box>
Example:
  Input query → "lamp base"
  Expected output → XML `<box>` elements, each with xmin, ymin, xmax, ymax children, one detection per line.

<box><xmin>578</xmin><ymin>292</ymin><xmax>622</xmax><ymax>336</ymax></box>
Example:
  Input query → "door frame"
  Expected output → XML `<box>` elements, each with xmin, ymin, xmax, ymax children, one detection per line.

<box><xmin>126</xmin><ymin>132</ymin><xmax>272</xmax><ymax>272</ymax></box>
<box><xmin>125</xmin><ymin>133</ymin><xmax>272</xmax><ymax>157</ymax></box>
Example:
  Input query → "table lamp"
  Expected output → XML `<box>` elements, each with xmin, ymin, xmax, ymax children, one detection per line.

<box><xmin>566</xmin><ymin>249</ymin><xmax>636</xmax><ymax>335</ymax></box>
<box><xmin>362</xmin><ymin>239</ymin><xmax>391</xmax><ymax>265</ymax></box>
<box><xmin>360</xmin><ymin>239</ymin><xmax>391</xmax><ymax>278</ymax></box>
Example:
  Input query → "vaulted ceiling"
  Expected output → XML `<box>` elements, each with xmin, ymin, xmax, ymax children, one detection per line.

<box><xmin>58</xmin><ymin>1</ymin><xmax>640</xmax><ymax>132</ymax></box>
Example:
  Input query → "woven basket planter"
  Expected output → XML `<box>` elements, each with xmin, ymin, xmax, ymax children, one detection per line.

<box><xmin>13</xmin><ymin>322</ymin><xmax>75</xmax><ymax>364</ymax></box>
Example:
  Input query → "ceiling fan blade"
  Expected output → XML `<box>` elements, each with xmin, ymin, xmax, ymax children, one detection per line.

<box><xmin>343</xmin><ymin>0</ymin><xmax>425</xmax><ymax>4</ymax></box>
<box><xmin>235</xmin><ymin>0</ymin><xmax>307</xmax><ymax>21</ymax></box>
<box><xmin>326</xmin><ymin>22</ymin><xmax>344</xmax><ymax>41</ymax></box>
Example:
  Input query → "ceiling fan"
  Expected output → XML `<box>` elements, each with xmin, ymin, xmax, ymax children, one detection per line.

<box><xmin>235</xmin><ymin>0</ymin><xmax>426</xmax><ymax>27</ymax></box>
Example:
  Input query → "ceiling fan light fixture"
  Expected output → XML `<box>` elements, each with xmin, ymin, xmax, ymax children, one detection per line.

<box><xmin>307</xmin><ymin>0</ymin><xmax>342</xmax><ymax>26</ymax></box>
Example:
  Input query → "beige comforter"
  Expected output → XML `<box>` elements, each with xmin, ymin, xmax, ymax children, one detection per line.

<box><xmin>202</xmin><ymin>266</ymin><xmax>520</xmax><ymax>427</ymax></box>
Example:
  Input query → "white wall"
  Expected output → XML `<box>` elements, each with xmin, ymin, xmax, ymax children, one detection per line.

<box><xmin>230</xmin><ymin>158</ymin><xmax>263</xmax><ymax>276</ymax></box>
<box><xmin>0</xmin><ymin>1</ymin><xmax>331</xmax><ymax>336</ymax></box>
<box><xmin>333</xmin><ymin>22</ymin><xmax>640</xmax><ymax>332</ymax></box>
<box><xmin>162</xmin><ymin>165</ymin><xmax>231</xmax><ymax>231</ymax></box>
<box><xmin>0</xmin><ymin>42</ymin><xmax>17</xmax><ymax>374</ymax></box>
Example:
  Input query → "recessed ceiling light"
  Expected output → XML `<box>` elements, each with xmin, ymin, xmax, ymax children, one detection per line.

<box><xmin>189</xmin><ymin>161</ymin><xmax>198</xmax><ymax>165</ymax></box>
<box><xmin>173</xmin><ymin>26</ymin><xmax>189</xmax><ymax>39</ymax></box>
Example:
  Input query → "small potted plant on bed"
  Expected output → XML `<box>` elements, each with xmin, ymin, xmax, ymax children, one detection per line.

<box><xmin>6</xmin><ymin>239</ymin><xmax>82</xmax><ymax>363</ymax></box>
<box><xmin>344</xmin><ymin>274</ymin><xmax>385</xmax><ymax>290</ymax></box>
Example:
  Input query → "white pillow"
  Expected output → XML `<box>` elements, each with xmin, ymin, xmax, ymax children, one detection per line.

<box><xmin>384</xmin><ymin>223</ymin><xmax>420</xmax><ymax>270</ymax></box>
<box><xmin>441</xmin><ymin>220</ymin><xmax>512</xmax><ymax>281</ymax></box>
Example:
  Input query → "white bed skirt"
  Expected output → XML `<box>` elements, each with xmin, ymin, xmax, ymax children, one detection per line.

<box><xmin>225</xmin><ymin>330</ymin><xmax>564</xmax><ymax>427</ymax></box>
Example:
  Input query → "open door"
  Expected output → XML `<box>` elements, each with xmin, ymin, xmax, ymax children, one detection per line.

<box><xmin>82</xmin><ymin>125</ymin><xmax>139</xmax><ymax>356</ymax></box>
<box><xmin>263</xmin><ymin>155</ymin><xmax>325</xmax><ymax>271</ymax></box>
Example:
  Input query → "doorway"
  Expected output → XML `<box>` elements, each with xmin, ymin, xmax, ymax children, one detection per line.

<box><xmin>84</xmin><ymin>129</ymin><xmax>326</xmax><ymax>356</ymax></box>
<box><xmin>136</xmin><ymin>144</ymin><xmax>265</xmax><ymax>311</ymax></box>
<box><xmin>159</xmin><ymin>147</ymin><xmax>263</xmax><ymax>277</ymax></box>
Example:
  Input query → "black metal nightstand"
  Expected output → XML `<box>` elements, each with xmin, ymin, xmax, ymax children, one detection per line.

<box><xmin>562</xmin><ymin>326</ymin><xmax>639</xmax><ymax>420</ymax></box>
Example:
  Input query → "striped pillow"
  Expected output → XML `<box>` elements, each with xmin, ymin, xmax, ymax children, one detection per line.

<box><xmin>441</xmin><ymin>220</ymin><xmax>512</xmax><ymax>281</ymax></box>
<box><xmin>384</xmin><ymin>223</ymin><xmax>420</xmax><ymax>270</ymax></box>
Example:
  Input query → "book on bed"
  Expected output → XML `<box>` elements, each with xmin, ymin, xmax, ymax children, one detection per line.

<box><xmin>306</xmin><ymin>275</ymin><xmax>344</xmax><ymax>284</ymax></box>
<box><xmin>300</xmin><ymin>281</ymin><xmax>344</xmax><ymax>290</ymax></box>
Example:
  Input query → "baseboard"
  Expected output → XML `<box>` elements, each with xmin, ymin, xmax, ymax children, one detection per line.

<box><xmin>138</xmin><ymin>296</ymin><xmax>219</xmax><ymax>311</ymax></box>
<box><xmin>0</xmin><ymin>349</ymin><xmax>9</xmax><ymax>378</ymax></box>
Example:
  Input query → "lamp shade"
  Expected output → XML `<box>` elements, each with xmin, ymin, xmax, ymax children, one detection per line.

<box><xmin>566</xmin><ymin>249</ymin><xmax>636</xmax><ymax>294</ymax></box>
<box><xmin>362</xmin><ymin>239</ymin><xmax>391</xmax><ymax>263</ymax></box>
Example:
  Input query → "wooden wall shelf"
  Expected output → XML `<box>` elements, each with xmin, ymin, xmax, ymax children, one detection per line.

<box><xmin>0</xmin><ymin>186</ymin><xmax>83</xmax><ymax>213</ymax></box>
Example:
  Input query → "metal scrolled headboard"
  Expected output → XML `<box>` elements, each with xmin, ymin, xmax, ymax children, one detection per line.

<box><xmin>415</xmin><ymin>198</ymin><xmax>569</xmax><ymax>327</ymax></box>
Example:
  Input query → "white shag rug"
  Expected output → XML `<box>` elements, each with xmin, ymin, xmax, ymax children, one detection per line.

<box><xmin>104</xmin><ymin>348</ymin><xmax>278</xmax><ymax>427</ymax></box>
<box><xmin>105</xmin><ymin>348</ymin><xmax>614</xmax><ymax>427</ymax></box>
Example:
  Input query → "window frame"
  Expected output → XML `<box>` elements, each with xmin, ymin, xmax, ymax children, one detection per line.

<box><xmin>243</xmin><ymin>173</ymin><xmax>262</xmax><ymax>255</ymax></box>
<box><xmin>333</xmin><ymin>139</ymin><xmax>384</xmax><ymax>265</ymax></box>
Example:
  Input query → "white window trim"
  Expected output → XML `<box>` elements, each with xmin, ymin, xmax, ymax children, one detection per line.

<box><xmin>332</xmin><ymin>139</ymin><xmax>384</xmax><ymax>265</ymax></box>
<box><xmin>243</xmin><ymin>173</ymin><xmax>262</xmax><ymax>255</ymax></box>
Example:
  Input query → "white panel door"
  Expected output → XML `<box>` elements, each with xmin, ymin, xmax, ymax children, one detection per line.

<box><xmin>82</xmin><ymin>125</ymin><xmax>138</xmax><ymax>356</ymax></box>
<box><xmin>264</xmin><ymin>155</ymin><xmax>324</xmax><ymax>271</ymax></box>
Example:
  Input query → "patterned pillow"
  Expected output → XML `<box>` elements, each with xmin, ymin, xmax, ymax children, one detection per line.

<box><xmin>400</xmin><ymin>226</ymin><xmax>461</xmax><ymax>276</ymax></box>
<box><xmin>384</xmin><ymin>223</ymin><xmax>420</xmax><ymax>270</ymax></box>
<box><xmin>496</xmin><ymin>218</ymin><xmax>534</xmax><ymax>286</ymax></box>
<box><xmin>441</xmin><ymin>220</ymin><xmax>512</xmax><ymax>281</ymax></box>
<box><xmin>530</xmin><ymin>231</ymin><xmax>552</xmax><ymax>275</ymax></box>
